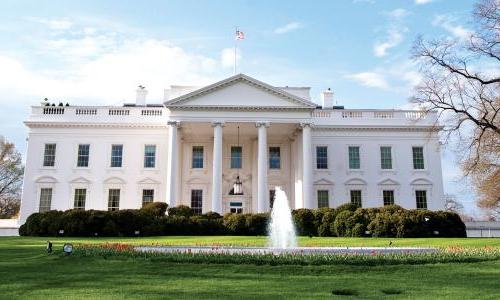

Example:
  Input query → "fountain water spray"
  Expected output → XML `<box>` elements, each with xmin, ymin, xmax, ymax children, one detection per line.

<box><xmin>268</xmin><ymin>186</ymin><xmax>297</xmax><ymax>248</ymax></box>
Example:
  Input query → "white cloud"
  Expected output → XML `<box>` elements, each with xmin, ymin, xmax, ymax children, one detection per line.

<box><xmin>26</xmin><ymin>17</ymin><xmax>73</xmax><ymax>30</ymax></box>
<box><xmin>415</xmin><ymin>0</ymin><xmax>434</xmax><ymax>4</ymax></box>
<box><xmin>373</xmin><ymin>29</ymin><xmax>404</xmax><ymax>57</ymax></box>
<box><xmin>386</xmin><ymin>8</ymin><xmax>409</xmax><ymax>20</ymax></box>
<box><xmin>432</xmin><ymin>15</ymin><xmax>473</xmax><ymax>40</ymax></box>
<box><xmin>346</xmin><ymin>72</ymin><xmax>389</xmax><ymax>89</ymax></box>
<box><xmin>274</xmin><ymin>22</ymin><xmax>304</xmax><ymax>34</ymax></box>
<box><xmin>221</xmin><ymin>47</ymin><xmax>241</xmax><ymax>69</ymax></box>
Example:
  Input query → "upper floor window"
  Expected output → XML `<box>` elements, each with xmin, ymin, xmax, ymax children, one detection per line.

<box><xmin>348</xmin><ymin>146</ymin><xmax>360</xmax><ymax>169</ymax></box>
<box><xmin>144</xmin><ymin>145</ymin><xmax>156</xmax><ymax>168</ymax></box>
<box><xmin>317</xmin><ymin>190</ymin><xmax>329</xmax><ymax>208</ymax></box>
<box><xmin>316</xmin><ymin>146</ymin><xmax>328</xmax><ymax>169</ymax></box>
<box><xmin>383</xmin><ymin>190</ymin><xmax>394</xmax><ymax>206</ymax></box>
<box><xmin>192</xmin><ymin>146</ymin><xmax>204</xmax><ymax>168</ymax></box>
<box><xmin>108</xmin><ymin>189</ymin><xmax>120</xmax><ymax>211</ymax></box>
<box><xmin>73</xmin><ymin>188</ymin><xmax>87</xmax><ymax>210</ymax></box>
<box><xmin>412</xmin><ymin>147</ymin><xmax>425</xmax><ymax>169</ymax></box>
<box><xmin>191</xmin><ymin>189</ymin><xmax>203</xmax><ymax>214</ymax></box>
<box><xmin>269</xmin><ymin>147</ymin><xmax>281</xmax><ymax>169</ymax></box>
<box><xmin>39</xmin><ymin>188</ymin><xmax>52</xmax><ymax>212</ymax></box>
<box><xmin>380</xmin><ymin>146</ymin><xmax>392</xmax><ymax>169</ymax></box>
<box><xmin>416</xmin><ymin>190</ymin><xmax>427</xmax><ymax>210</ymax></box>
<box><xmin>350</xmin><ymin>190</ymin><xmax>362</xmax><ymax>207</ymax></box>
<box><xmin>43</xmin><ymin>144</ymin><xmax>56</xmax><ymax>167</ymax></box>
<box><xmin>231</xmin><ymin>146</ymin><xmax>242</xmax><ymax>169</ymax></box>
<box><xmin>77</xmin><ymin>144</ymin><xmax>90</xmax><ymax>167</ymax></box>
<box><xmin>110</xmin><ymin>144</ymin><xmax>123</xmax><ymax>168</ymax></box>
<box><xmin>142</xmin><ymin>189</ymin><xmax>154</xmax><ymax>207</ymax></box>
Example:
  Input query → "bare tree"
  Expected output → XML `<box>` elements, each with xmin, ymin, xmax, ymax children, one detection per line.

<box><xmin>0</xmin><ymin>138</ymin><xmax>23</xmax><ymax>219</ymax></box>
<box><xmin>444</xmin><ymin>194</ymin><xmax>464</xmax><ymax>213</ymax></box>
<box><xmin>412</xmin><ymin>0</ymin><xmax>499</xmax><ymax>214</ymax></box>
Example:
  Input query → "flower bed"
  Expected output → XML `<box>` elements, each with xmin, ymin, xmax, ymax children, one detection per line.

<box><xmin>68</xmin><ymin>243</ymin><xmax>500</xmax><ymax>266</ymax></box>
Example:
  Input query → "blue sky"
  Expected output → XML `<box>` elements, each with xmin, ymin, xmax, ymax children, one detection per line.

<box><xmin>0</xmin><ymin>0</ymin><xmax>482</xmax><ymax>215</ymax></box>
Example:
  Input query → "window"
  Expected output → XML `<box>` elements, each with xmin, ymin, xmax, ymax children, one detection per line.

<box><xmin>350</xmin><ymin>190</ymin><xmax>362</xmax><ymax>207</ymax></box>
<box><xmin>269</xmin><ymin>147</ymin><xmax>281</xmax><ymax>169</ymax></box>
<box><xmin>110</xmin><ymin>145</ymin><xmax>123</xmax><ymax>167</ymax></box>
<box><xmin>380</xmin><ymin>146</ymin><xmax>392</xmax><ymax>169</ymax></box>
<box><xmin>142</xmin><ymin>189</ymin><xmax>154</xmax><ymax>207</ymax></box>
<box><xmin>108</xmin><ymin>189</ymin><xmax>120</xmax><ymax>211</ymax></box>
<box><xmin>191</xmin><ymin>189</ymin><xmax>202</xmax><ymax>214</ymax></box>
<box><xmin>348</xmin><ymin>146</ymin><xmax>360</xmax><ymax>169</ymax></box>
<box><xmin>144</xmin><ymin>145</ymin><xmax>156</xmax><ymax>168</ymax></box>
<box><xmin>316</xmin><ymin>146</ymin><xmax>328</xmax><ymax>169</ymax></box>
<box><xmin>39</xmin><ymin>188</ymin><xmax>52</xmax><ymax>212</ymax></box>
<box><xmin>317</xmin><ymin>190</ymin><xmax>329</xmax><ymax>208</ymax></box>
<box><xmin>77</xmin><ymin>144</ymin><xmax>90</xmax><ymax>167</ymax></box>
<box><xmin>230</xmin><ymin>202</ymin><xmax>243</xmax><ymax>214</ymax></box>
<box><xmin>412</xmin><ymin>147</ymin><xmax>425</xmax><ymax>169</ymax></box>
<box><xmin>383</xmin><ymin>190</ymin><xmax>395</xmax><ymax>206</ymax></box>
<box><xmin>192</xmin><ymin>146</ymin><xmax>204</xmax><ymax>168</ymax></box>
<box><xmin>43</xmin><ymin>144</ymin><xmax>56</xmax><ymax>167</ymax></box>
<box><xmin>270</xmin><ymin>189</ymin><xmax>276</xmax><ymax>209</ymax></box>
<box><xmin>416</xmin><ymin>190</ymin><xmax>427</xmax><ymax>209</ymax></box>
<box><xmin>230</xmin><ymin>146</ymin><xmax>242</xmax><ymax>169</ymax></box>
<box><xmin>73</xmin><ymin>188</ymin><xmax>86</xmax><ymax>210</ymax></box>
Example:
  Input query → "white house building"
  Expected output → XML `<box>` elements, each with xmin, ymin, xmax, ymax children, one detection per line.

<box><xmin>18</xmin><ymin>74</ymin><xmax>445</xmax><ymax>223</ymax></box>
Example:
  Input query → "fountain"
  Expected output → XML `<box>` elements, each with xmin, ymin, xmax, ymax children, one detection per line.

<box><xmin>268</xmin><ymin>186</ymin><xmax>297</xmax><ymax>248</ymax></box>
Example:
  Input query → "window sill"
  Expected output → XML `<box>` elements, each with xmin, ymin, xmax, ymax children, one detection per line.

<box><xmin>346</xmin><ymin>169</ymin><xmax>364</xmax><ymax>176</ymax></box>
<box><xmin>39</xmin><ymin>167</ymin><xmax>57</xmax><ymax>171</ymax></box>
<box><xmin>379</xmin><ymin>169</ymin><xmax>397</xmax><ymax>175</ymax></box>
<box><xmin>412</xmin><ymin>169</ymin><xmax>429</xmax><ymax>175</ymax></box>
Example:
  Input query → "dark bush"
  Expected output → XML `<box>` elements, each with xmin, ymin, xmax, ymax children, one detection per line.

<box><xmin>333</xmin><ymin>210</ymin><xmax>353</xmax><ymax>237</ymax></box>
<box><xmin>245</xmin><ymin>213</ymin><xmax>269</xmax><ymax>235</ymax></box>
<box><xmin>223</xmin><ymin>213</ymin><xmax>247</xmax><ymax>235</ymax></box>
<box><xmin>168</xmin><ymin>205</ymin><xmax>194</xmax><ymax>217</ymax></box>
<box><xmin>292</xmin><ymin>209</ymin><xmax>316</xmax><ymax>236</ymax></box>
<box><xmin>336</xmin><ymin>203</ymin><xmax>360</xmax><ymax>213</ymax></box>
<box><xmin>318</xmin><ymin>210</ymin><xmax>337</xmax><ymax>237</ymax></box>
<box><xmin>141</xmin><ymin>202</ymin><xmax>168</xmax><ymax>217</ymax></box>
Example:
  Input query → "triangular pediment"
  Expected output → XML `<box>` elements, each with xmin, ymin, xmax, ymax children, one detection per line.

<box><xmin>103</xmin><ymin>177</ymin><xmax>126</xmax><ymax>185</ymax></box>
<box><xmin>164</xmin><ymin>74</ymin><xmax>316</xmax><ymax>110</ymax></box>
<box><xmin>377</xmin><ymin>178</ymin><xmax>400</xmax><ymax>186</ymax></box>
<box><xmin>344</xmin><ymin>178</ymin><xmax>367</xmax><ymax>185</ymax></box>
<box><xmin>314</xmin><ymin>178</ymin><xmax>335</xmax><ymax>185</ymax></box>
<box><xmin>137</xmin><ymin>177</ymin><xmax>161</xmax><ymax>185</ymax></box>
<box><xmin>70</xmin><ymin>177</ymin><xmax>92</xmax><ymax>184</ymax></box>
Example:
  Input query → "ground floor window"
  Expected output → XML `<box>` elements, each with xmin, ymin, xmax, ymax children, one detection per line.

<box><xmin>39</xmin><ymin>188</ymin><xmax>52</xmax><ymax>212</ymax></box>
<box><xmin>73</xmin><ymin>188</ymin><xmax>87</xmax><ymax>210</ymax></box>
<box><xmin>142</xmin><ymin>189</ymin><xmax>154</xmax><ymax>207</ymax></box>
<box><xmin>383</xmin><ymin>190</ymin><xmax>394</xmax><ymax>206</ymax></box>
<box><xmin>416</xmin><ymin>190</ymin><xmax>427</xmax><ymax>209</ymax></box>
<box><xmin>191</xmin><ymin>189</ymin><xmax>202</xmax><ymax>214</ymax></box>
<box><xmin>269</xmin><ymin>189</ymin><xmax>276</xmax><ymax>209</ymax></box>
<box><xmin>230</xmin><ymin>202</ymin><xmax>243</xmax><ymax>214</ymax></box>
<box><xmin>350</xmin><ymin>190</ymin><xmax>362</xmax><ymax>207</ymax></box>
<box><xmin>317</xmin><ymin>190</ymin><xmax>329</xmax><ymax>208</ymax></box>
<box><xmin>108</xmin><ymin>189</ymin><xmax>120</xmax><ymax>211</ymax></box>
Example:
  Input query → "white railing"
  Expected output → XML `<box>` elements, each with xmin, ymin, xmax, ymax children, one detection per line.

<box><xmin>43</xmin><ymin>107</ymin><xmax>65</xmax><ymax>115</ymax></box>
<box><xmin>108</xmin><ymin>109</ymin><xmax>130</xmax><ymax>116</ymax></box>
<box><xmin>76</xmin><ymin>108</ymin><xmax>97</xmax><ymax>115</ymax></box>
<box><xmin>342</xmin><ymin>111</ymin><xmax>363</xmax><ymax>118</ymax></box>
<box><xmin>312</xmin><ymin>109</ymin><xmax>437</xmax><ymax>125</ymax></box>
<box><xmin>141</xmin><ymin>109</ymin><xmax>162</xmax><ymax>116</ymax></box>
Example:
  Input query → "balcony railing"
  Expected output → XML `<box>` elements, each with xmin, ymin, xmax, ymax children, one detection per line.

<box><xmin>312</xmin><ymin>109</ymin><xmax>437</xmax><ymax>126</ymax></box>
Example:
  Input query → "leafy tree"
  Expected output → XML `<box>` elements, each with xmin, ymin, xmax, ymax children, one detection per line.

<box><xmin>0</xmin><ymin>138</ymin><xmax>23</xmax><ymax>218</ymax></box>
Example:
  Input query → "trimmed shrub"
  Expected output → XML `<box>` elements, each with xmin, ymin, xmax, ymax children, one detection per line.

<box><xmin>141</xmin><ymin>202</ymin><xmax>168</xmax><ymax>217</ymax></box>
<box><xmin>168</xmin><ymin>205</ymin><xmax>194</xmax><ymax>217</ymax></box>
<box><xmin>292</xmin><ymin>209</ymin><xmax>316</xmax><ymax>236</ymax></box>
<box><xmin>336</xmin><ymin>203</ymin><xmax>359</xmax><ymax>213</ymax></box>
<box><xmin>333</xmin><ymin>210</ymin><xmax>353</xmax><ymax>237</ymax></box>
<box><xmin>223</xmin><ymin>213</ymin><xmax>247</xmax><ymax>235</ymax></box>
<box><xmin>318</xmin><ymin>210</ymin><xmax>337</xmax><ymax>237</ymax></box>
<box><xmin>245</xmin><ymin>213</ymin><xmax>269</xmax><ymax>235</ymax></box>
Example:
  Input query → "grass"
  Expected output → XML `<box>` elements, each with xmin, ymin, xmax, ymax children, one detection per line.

<box><xmin>1</xmin><ymin>236</ymin><xmax>500</xmax><ymax>299</ymax></box>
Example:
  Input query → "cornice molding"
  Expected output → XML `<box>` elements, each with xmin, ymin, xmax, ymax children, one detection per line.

<box><xmin>166</xmin><ymin>105</ymin><xmax>314</xmax><ymax>112</ymax></box>
<box><xmin>24</xmin><ymin>121</ymin><xmax>168</xmax><ymax>129</ymax></box>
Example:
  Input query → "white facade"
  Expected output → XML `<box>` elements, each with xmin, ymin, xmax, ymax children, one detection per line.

<box><xmin>19</xmin><ymin>74</ymin><xmax>445</xmax><ymax>223</ymax></box>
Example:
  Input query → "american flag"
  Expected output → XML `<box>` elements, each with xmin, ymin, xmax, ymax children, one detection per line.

<box><xmin>235</xmin><ymin>30</ymin><xmax>245</xmax><ymax>40</ymax></box>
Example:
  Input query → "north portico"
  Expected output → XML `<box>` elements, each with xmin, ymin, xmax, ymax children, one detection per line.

<box><xmin>164</xmin><ymin>74</ymin><xmax>318</xmax><ymax>214</ymax></box>
<box><xmin>19</xmin><ymin>73</ymin><xmax>445</xmax><ymax>223</ymax></box>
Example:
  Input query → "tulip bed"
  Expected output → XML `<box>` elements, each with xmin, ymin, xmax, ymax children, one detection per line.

<box><xmin>72</xmin><ymin>243</ymin><xmax>500</xmax><ymax>266</ymax></box>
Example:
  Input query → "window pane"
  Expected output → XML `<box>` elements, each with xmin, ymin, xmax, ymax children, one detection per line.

<box><xmin>380</xmin><ymin>146</ymin><xmax>392</xmax><ymax>169</ymax></box>
<box><xmin>348</xmin><ymin>146</ymin><xmax>360</xmax><ymax>169</ymax></box>
<box><xmin>317</xmin><ymin>190</ymin><xmax>329</xmax><ymax>208</ymax></box>
<box><xmin>39</xmin><ymin>188</ymin><xmax>52</xmax><ymax>212</ymax></box>
<box><xmin>416</xmin><ymin>190</ymin><xmax>427</xmax><ymax>209</ymax></box>
<box><xmin>73</xmin><ymin>188</ymin><xmax>86</xmax><ymax>210</ymax></box>
<box><xmin>231</xmin><ymin>146</ymin><xmax>242</xmax><ymax>169</ymax></box>
<box><xmin>191</xmin><ymin>189</ymin><xmax>203</xmax><ymax>214</ymax></box>
<box><xmin>142</xmin><ymin>189</ymin><xmax>154</xmax><ymax>207</ymax></box>
<box><xmin>108</xmin><ymin>189</ymin><xmax>120</xmax><ymax>211</ymax></box>
<box><xmin>192</xmin><ymin>146</ymin><xmax>204</xmax><ymax>168</ymax></box>
<box><xmin>350</xmin><ymin>190</ymin><xmax>362</xmax><ymax>207</ymax></box>
<box><xmin>269</xmin><ymin>147</ymin><xmax>281</xmax><ymax>169</ymax></box>
<box><xmin>77</xmin><ymin>144</ymin><xmax>90</xmax><ymax>167</ymax></box>
<box><xmin>383</xmin><ymin>190</ymin><xmax>394</xmax><ymax>206</ymax></box>
<box><xmin>111</xmin><ymin>145</ymin><xmax>123</xmax><ymax>167</ymax></box>
<box><xmin>43</xmin><ymin>144</ymin><xmax>56</xmax><ymax>167</ymax></box>
<box><xmin>412</xmin><ymin>147</ymin><xmax>425</xmax><ymax>169</ymax></box>
<box><xmin>316</xmin><ymin>146</ymin><xmax>328</xmax><ymax>169</ymax></box>
<box><xmin>144</xmin><ymin>145</ymin><xmax>156</xmax><ymax>168</ymax></box>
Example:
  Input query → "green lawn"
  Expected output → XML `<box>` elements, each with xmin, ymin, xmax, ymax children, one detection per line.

<box><xmin>1</xmin><ymin>236</ymin><xmax>500</xmax><ymax>299</ymax></box>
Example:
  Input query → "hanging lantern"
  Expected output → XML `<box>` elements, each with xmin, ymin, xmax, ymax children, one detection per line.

<box><xmin>233</xmin><ymin>175</ymin><xmax>243</xmax><ymax>195</ymax></box>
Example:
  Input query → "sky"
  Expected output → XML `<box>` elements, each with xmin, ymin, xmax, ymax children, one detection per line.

<box><xmin>0</xmin><ymin>0</ymin><xmax>484</xmax><ymax>216</ymax></box>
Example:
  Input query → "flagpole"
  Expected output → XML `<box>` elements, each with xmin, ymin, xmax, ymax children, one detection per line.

<box><xmin>234</xmin><ymin>26</ymin><xmax>237</xmax><ymax>75</ymax></box>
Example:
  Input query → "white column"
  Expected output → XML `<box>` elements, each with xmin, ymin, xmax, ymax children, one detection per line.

<box><xmin>211</xmin><ymin>122</ymin><xmax>224</xmax><ymax>214</ymax></box>
<box><xmin>256</xmin><ymin>122</ymin><xmax>269</xmax><ymax>212</ymax></box>
<box><xmin>166</xmin><ymin>121</ymin><xmax>180</xmax><ymax>208</ymax></box>
<box><xmin>301</xmin><ymin>123</ymin><xmax>314</xmax><ymax>209</ymax></box>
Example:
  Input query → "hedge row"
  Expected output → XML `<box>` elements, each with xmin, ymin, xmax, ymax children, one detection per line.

<box><xmin>19</xmin><ymin>202</ymin><xmax>466</xmax><ymax>237</ymax></box>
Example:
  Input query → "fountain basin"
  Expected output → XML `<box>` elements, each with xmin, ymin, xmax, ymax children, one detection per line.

<box><xmin>134</xmin><ymin>246</ymin><xmax>439</xmax><ymax>255</ymax></box>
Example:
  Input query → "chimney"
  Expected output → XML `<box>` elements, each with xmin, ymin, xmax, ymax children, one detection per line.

<box><xmin>320</xmin><ymin>88</ymin><xmax>334</xmax><ymax>109</ymax></box>
<box><xmin>136</xmin><ymin>85</ymin><xmax>148</xmax><ymax>106</ymax></box>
